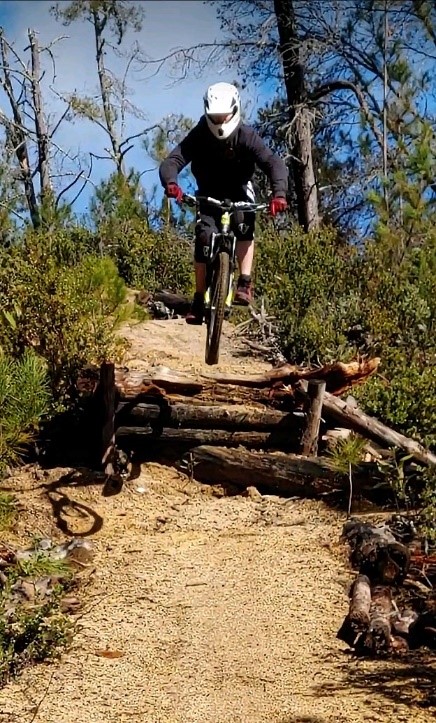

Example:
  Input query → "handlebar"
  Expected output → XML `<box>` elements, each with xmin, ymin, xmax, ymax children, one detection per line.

<box><xmin>182</xmin><ymin>193</ymin><xmax>268</xmax><ymax>213</ymax></box>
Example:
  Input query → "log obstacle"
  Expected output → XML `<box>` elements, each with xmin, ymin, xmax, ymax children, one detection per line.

<box><xmin>84</xmin><ymin>356</ymin><xmax>435</xmax><ymax>488</ymax></box>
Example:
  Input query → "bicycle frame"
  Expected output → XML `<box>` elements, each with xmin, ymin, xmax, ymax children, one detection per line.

<box><xmin>205</xmin><ymin>209</ymin><xmax>237</xmax><ymax>314</ymax></box>
<box><xmin>179</xmin><ymin>193</ymin><xmax>268</xmax><ymax>364</ymax></box>
<box><xmin>182</xmin><ymin>193</ymin><xmax>267</xmax><ymax>313</ymax></box>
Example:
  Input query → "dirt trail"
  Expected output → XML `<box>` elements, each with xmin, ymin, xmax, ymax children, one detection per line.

<box><xmin>1</xmin><ymin>319</ymin><xmax>434</xmax><ymax>723</ymax></box>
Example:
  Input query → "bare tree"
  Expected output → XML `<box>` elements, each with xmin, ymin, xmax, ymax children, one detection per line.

<box><xmin>0</xmin><ymin>28</ymin><xmax>93</xmax><ymax>228</ymax></box>
<box><xmin>51</xmin><ymin>1</ymin><xmax>157</xmax><ymax>177</ymax></box>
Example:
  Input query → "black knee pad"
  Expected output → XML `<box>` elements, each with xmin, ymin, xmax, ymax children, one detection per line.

<box><xmin>194</xmin><ymin>224</ymin><xmax>213</xmax><ymax>263</ymax></box>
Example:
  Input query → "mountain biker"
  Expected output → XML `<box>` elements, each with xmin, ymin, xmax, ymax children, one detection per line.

<box><xmin>159</xmin><ymin>82</ymin><xmax>288</xmax><ymax>324</ymax></box>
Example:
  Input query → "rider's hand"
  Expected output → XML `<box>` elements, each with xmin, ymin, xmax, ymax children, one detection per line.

<box><xmin>165</xmin><ymin>183</ymin><xmax>183</xmax><ymax>203</ymax></box>
<box><xmin>269</xmin><ymin>197</ymin><xmax>288</xmax><ymax>217</ymax></box>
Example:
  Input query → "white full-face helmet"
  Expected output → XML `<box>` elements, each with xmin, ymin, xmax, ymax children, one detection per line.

<box><xmin>203</xmin><ymin>82</ymin><xmax>241</xmax><ymax>140</ymax></box>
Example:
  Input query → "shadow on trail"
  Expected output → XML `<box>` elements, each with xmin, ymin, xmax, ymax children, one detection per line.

<box><xmin>315</xmin><ymin>651</ymin><xmax>436</xmax><ymax>711</ymax></box>
<box><xmin>41</xmin><ymin>469</ymin><xmax>104</xmax><ymax>537</ymax></box>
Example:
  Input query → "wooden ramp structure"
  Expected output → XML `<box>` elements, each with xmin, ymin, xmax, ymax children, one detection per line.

<box><xmin>81</xmin><ymin>356</ymin><xmax>435</xmax><ymax>496</ymax></box>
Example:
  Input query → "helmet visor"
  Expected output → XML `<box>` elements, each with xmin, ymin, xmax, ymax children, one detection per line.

<box><xmin>207</xmin><ymin>112</ymin><xmax>233</xmax><ymax>125</ymax></box>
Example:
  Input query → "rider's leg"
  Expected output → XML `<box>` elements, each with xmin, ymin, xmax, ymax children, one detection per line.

<box><xmin>236</xmin><ymin>238</ymin><xmax>254</xmax><ymax>277</ymax></box>
<box><xmin>186</xmin><ymin>214</ymin><xmax>217</xmax><ymax>325</ymax></box>
<box><xmin>234</xmin><ymin>212</ymin><xmax>255</xmax><ymax>306</ymax></box>
<box><xmin>194</xmin><ymin>262</ymin><xmax>207</xmax><ymax>294</ymax></box>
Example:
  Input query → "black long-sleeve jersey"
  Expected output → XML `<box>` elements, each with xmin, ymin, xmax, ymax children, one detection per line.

<box><xmin>159</xmin><ymin>116</ymin><xmax>288</xmax><ymax>200</ymax></box>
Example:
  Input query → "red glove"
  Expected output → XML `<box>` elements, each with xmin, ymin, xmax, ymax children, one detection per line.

<box><xmin>269</xmin><ymin>197</ymin><xmax>288</xmax><ymax>216</ymax></box>
<box><xmin>165</xmin><ymin>183</ymin><xmax>183</xmax><ymax>203</ymax></box>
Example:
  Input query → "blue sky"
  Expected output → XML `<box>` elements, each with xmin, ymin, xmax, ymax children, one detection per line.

<box><xmin>0</xmin><ymin>0</ymin><xmax>267</xmax><ymax>215</ymax></box>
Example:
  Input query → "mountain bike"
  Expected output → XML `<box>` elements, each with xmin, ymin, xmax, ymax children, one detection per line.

<box><xmin>183</xmin><ymin>194</ymin><xmax>268</xmax><ymax>366</ymax></box>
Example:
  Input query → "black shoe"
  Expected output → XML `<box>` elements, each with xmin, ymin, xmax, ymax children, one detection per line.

<box><xmin>186</xmin><ymin>292</ymin><xmax>205</xmax><ymax>325</ymax></box>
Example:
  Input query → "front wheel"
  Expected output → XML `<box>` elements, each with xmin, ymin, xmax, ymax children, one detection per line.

<box><xmin>205</xmin><ymin>251</ymin><xmax>230</xmax><ymax>366</ymax></box>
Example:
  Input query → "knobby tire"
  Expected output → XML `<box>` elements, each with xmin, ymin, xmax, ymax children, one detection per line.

<box><xmin>205</xmin><ymin>251</ymin><xmax>230</xmax><ymax>366</ymax></box>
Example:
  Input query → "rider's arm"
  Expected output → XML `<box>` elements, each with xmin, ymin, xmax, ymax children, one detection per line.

<box><xmin>159</xmin><ymin>126</ymin><xmax>198</xmax><ymax>187</ymax></box>
<box><xmin>242</xmin><ymin>126</ymin><xmax>288</xmax><ymax>198</ymax></box>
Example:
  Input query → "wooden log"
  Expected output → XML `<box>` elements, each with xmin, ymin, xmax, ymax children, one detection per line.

<box><xmin>409</xmin><ymin>603</ymin><xmax>436</xmax><ymax>649</ymax></box>
<box><xmin>184</xmin><ymin>445</ymin><xmax>354</xmax><ymax>496</ymax></box>
<box><xmin>209</xmin><ymin>358</ymin><xmax>380</xmax><ymax>394</ymax></box>
<box><xmin>300</xmin><ymin>379</ymin><xmax>326</xmax><ymax>455</ymax></box>
<box><xmin>321</xmin><ymin>390</ymin><xmax>436</xmax><ymax>467</ymax></box>
<box><xmin>100</xmin><ymin>362</ymin><xmax>116</xmax><ymax>475</ymax></box>
<box><xmin>361</xmin><ymin>585</ymin><xmax>394</xmax><ymax>655</ymax></box>
<box><xmin>115</xmin><ymin>426</ymin><xmax>299</xmax><ymax>451</ymax></box>
<box><xmin>109</xmin><ymin>357</ymin><xmax>380</xmax><ymax>400</ymax></box>
<box><xmin>341</xmin><ymin>519</ymin><xmax>411</xmax><ymax>585</ymax></box>
<box><xmin>153</xmin><ymin>290</ymin><xmax>191</xmax><ymax>316</ymax></box>
<box><xmin>117</xmin><ymin>400</ymin><xmax>300</xmax><ymax>431</ymax></box>
<box><xmin>337</xmin><ymin>574</ymin><xmax>371</xmax><ymax>647</ymax></box>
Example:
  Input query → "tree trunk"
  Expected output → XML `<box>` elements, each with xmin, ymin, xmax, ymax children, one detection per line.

<box><xmin>28</xmin><ymin>29</ymin><xmax>51</xmax><ymax>204</ymax></box>
<box><xmin>109</xmin><ymin>357</ymin><xmax>380</xmax><ymax>399</ymax></box>
<box><xmin>273</xmin><ymin>0</ymin><xmax>320</xmax><ymax>230</ymax></box>
<box><xmin>92</xmin><ymin>9</ymin><xmax>125</xmax><ymax>176</ymax></box>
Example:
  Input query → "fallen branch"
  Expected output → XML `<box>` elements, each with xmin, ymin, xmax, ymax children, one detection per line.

<box><xmin>321</xmin><ymin>391</ymin><xmax>436</xmax><ymax>467</ymax></box>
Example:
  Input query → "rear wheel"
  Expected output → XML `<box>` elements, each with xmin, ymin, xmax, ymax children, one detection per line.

<box><xmin>205</xmin><ymin>251</ymin><xmax>230</xmax><ymax>366</ymax></box>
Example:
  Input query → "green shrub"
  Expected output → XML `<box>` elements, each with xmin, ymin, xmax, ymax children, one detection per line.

<box><xmin>354</xmin><ymin>348</ymin><xmax>436</xmax><ymax>448</ymax></box>
<box><xmin>97</xmin><ymin>218</ymin><xmax>194</xmax><ymax>295</ymax></box>
<box><xmin>0</xmin><ymin>595</ymin><xmax>72</xmax><ymax>687</ymax></box>
<box><xmin>254</xmin><ymin>224</ymin><xmax>358</xmax><ymax>362</ymax></box>
<box><xmin>0</xmin><ymin>350</ymin><xmax>51</xmax><ymax>475</ymax></box>
<box><xmin>253</xmin><ymin>221</ymin><xmax>435</xmax><ymax>448</ymax></box>
<box><xmin>0</xmin><ymin>236</ymin><xmax>129</xmax><ymax>399</ymax></box>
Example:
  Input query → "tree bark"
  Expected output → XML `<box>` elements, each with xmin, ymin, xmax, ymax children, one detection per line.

<box><xmin>109</xmin><ymin>357</ymin><xmax>380</xmax><ymax>399</ymax></box>
<box><xmin>362</xmin><ymin>585</ymin><xmax>394</xmax><ymax>654</ymax></box>
<box><xmin>341</xmin><ymin>518</ymin><xmax>411</xmax><ymax>585</ymax></box>
<box><xmin>337</xmin><ymin>574</ymin><xmax>371</xmax><ymax>647</ymax></box>
<box><xmin>273</xmin><ymin>0</ymin><xmax>320</xmax><ymax>230</ymax></box>
<box><xmin>185</xmin><ymin>444</ymin><xmax>360</xmax><ymax>496</ymax></box>
<box><xmin>100</xmin><ymin>362</ymin><xmax>116</xmax><ymax>475</ymax></box>
<box><xmin>300</xmin><ymin>379</ymin><xmax>325</xmax><ymax>455</ymax></box>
